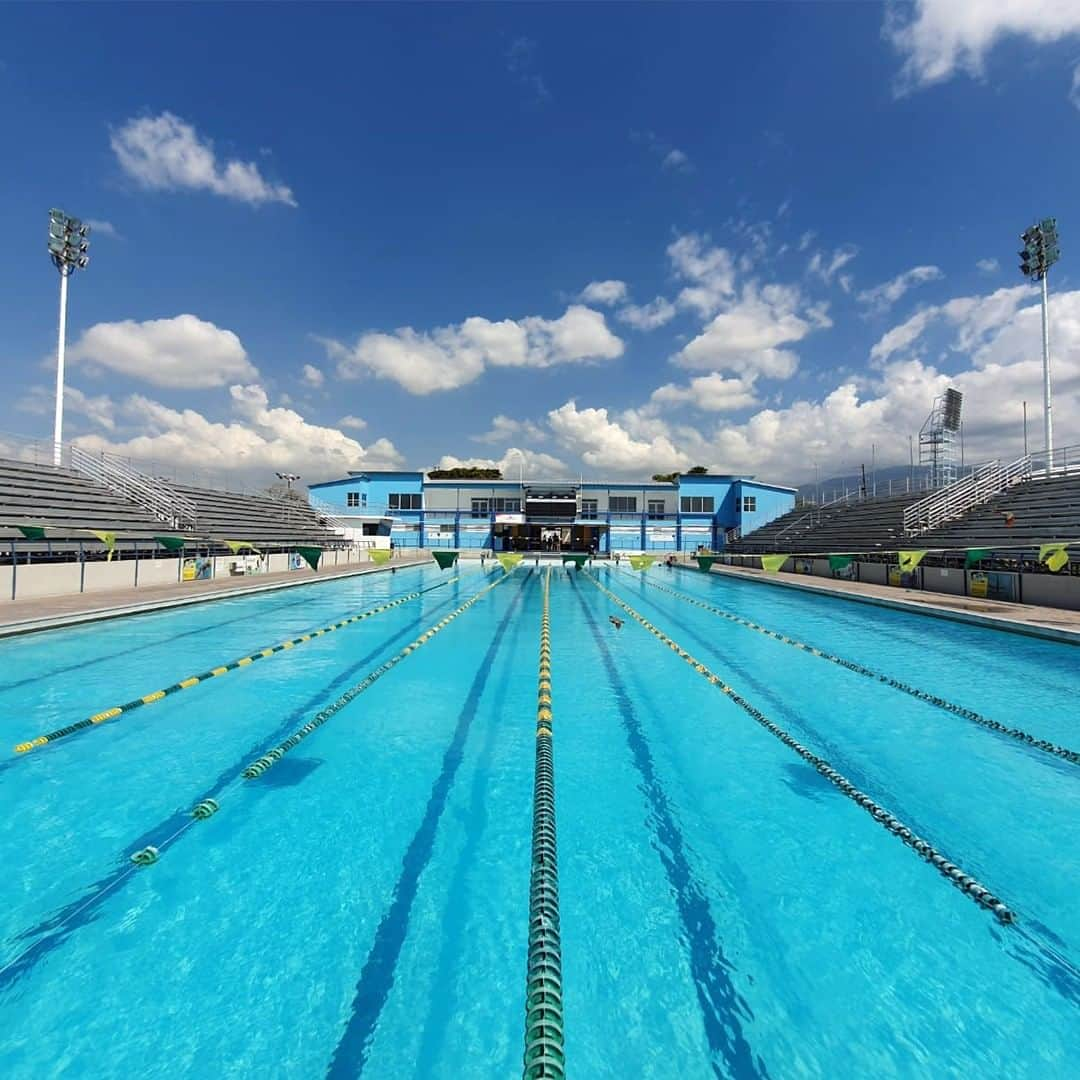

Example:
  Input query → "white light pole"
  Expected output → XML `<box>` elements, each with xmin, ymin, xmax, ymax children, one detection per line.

<box><xmin>1020</xmin><ymin>218</ymin><xmax>1059</xmax><ymax>476</ymax></box>
<box><xmin>47</xmin><ymin>209</ymin><xmax>90</xmax><ymax>466</ymax></box>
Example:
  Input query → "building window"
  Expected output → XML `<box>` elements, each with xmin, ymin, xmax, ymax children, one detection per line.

<box><xmin>491</xmin><ymin>498</ymin><xmax>521</xmax><ymax>513</ymax></box>
<box><xmin>680</xmin><ymin>496</ymin><xmax>715</xmax><ymax>514</ymax></box>
<box><xmin>346</xmin><ymin>492</ymin><xmax>360</xmax><ymax>508</ymax></box>
<box><xmin>647</xmin><ymin>499</ymin><xmax>666</xmax><ymax>519</ymax></box>
<box><xmin>471</xmin><ymin>498</ymin><xmax>489</xmax><ymax>518</ymax></box>
<box><xmin>609</xmin><ymin>496</ymin><xmax>637</xmax><ymax>513</ymax></box>
<box><xmin>389</xmin><ymin>493</ymin><xmax>422</xmax><ymax>511</ymax></box>
<box><xmin>742</xmin><ymin>495</ymin><xmax>757</xmax><ymax>512</ymax></box>
<box><xmin>580</xmin><ymin>498</ymin><xmax>598</xmax><ymax>520</ymax></box>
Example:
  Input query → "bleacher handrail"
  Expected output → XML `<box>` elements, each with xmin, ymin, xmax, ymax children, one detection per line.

<box><xmin>306</xmin><ymin>494</ymin><xmax>351</xmax><ymax>535</ymax></box>
<box><xmin>70</xmin><ymin>445</ymin><xmax>199</xmax><ymax>531</ymax></box>
<box><xmin>903</xmin><ymin>454</ymin><xmax>1032</xmax><ymax>536</ymax></box>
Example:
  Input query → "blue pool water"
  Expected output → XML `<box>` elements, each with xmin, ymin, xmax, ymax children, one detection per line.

<box><xmin>0</xmin><ymin>561</ymin><xmax>1077</xmax><ymax>1078</ymax></box>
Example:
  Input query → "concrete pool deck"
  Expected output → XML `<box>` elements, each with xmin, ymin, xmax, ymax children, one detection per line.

<box><xmin>0</xmin><ymin>554</ymin><xmax>429</xmax><ymax>639</ymax></box>
<box><xmin>695</xmin><ymin>562</ymin><xmax>1080</xmax><ymax>644</ymax></box>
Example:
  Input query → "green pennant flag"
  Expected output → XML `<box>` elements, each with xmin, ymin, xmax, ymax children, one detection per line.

<box><xmin>432</xmin><ymin>550</ymin><xmax>459</xmax><ymax>570</ymax></box>
<box><xmin>828</xmin><ymin>554</ymin><xmax>854</xmax><ymax>571</ymax></box>
<box><xmin>695</xmin><ymin>555</ymin><xmax>717</xmax><ymax>572</ymax></box>
<box><xmin>17</xmin><ymin>525</ymin><xmax>46</xmax><ymax>541</ymax></box>
<box><xmin>562</xmin><ymin>554</ymin><xmax>588</xmax><ymax>570</ymax></box>
<box><xmin>154</xmin><ymin>535</ymin><xmax>186</xmax><ymax>553</ymax></box>
<box><xmin>91</xmin><ymin>530</ymin><xmax>117</xmax><ymax>562</ymax></box>
<box><xmin>760</xmin><ymin>554</ymin><xmax>789</xmax><ymax>573</ymax></box>
<box><xmin>964</xmin><ymin>548</ymin><xmax>991</xmax><ymax>569</ymax></box>
<box><xmin>223</xmin><ymin>540</ymin><xmax>260</xmax><ymax>555</ymax></box>
<box><xmin>296</xmin><ymin>546</ymin><xmax>322</xmax><ymax>572</ymax></box>
<box><xmin>1039</xmin><ymin>543</ymin><xmax>1069</xmax><ymax>573</ymax></box>
<box><xmin>628</xmin><ymin>555</ymin><xmax>654</xmax><ymax>571</ymax></box>
<box><xmin>369</xmin><ymin>549</ymin><xmax>393</xmax><ymax>565</ymax></box>
<box><xmin>898</xmin><ymin>550</ymin><xmax>928</xmax><ymax>572</ymax></box>
<box><xmin>497</xmin><ymin>553</ymin><xmax>523</xmax><ymax>572</ymax></box>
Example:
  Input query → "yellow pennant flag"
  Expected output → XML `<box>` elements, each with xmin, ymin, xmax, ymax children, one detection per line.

<box><xmin>760</xmin><ymin>554</ymin><xmax>788</xmax><ymax>573</ymax></box>
<box><xmin>1039</xmin><ymin>543</ymin><xmax>1069</xmax><ymax>573</ymax></box>
<box><xmin>898</xmin><ymin>550</ymin><xmax>927</xmax><ymax>572</ymax></box>
<box><xmin>497</xmin><ymin>553</ymin><xmax>523</xmax><ymax>572</ymax></box>
<box><xmin>369</xmin><ymin>549</ymin><xmax>393</xmax><ymax>565</ymax></box>
<box><xmin>223</xmin><ymin>540</ymin><xmax>260</xmax><ymax>555</ymax></box>
<box><xmin>90</xmin><ymin>530</ymin><xmax>117</xmax><ymax>562</ymax></box>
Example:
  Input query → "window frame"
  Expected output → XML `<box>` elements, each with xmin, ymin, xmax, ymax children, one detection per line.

<box><xmin>609</xmin><ymin>495</ymin><xmax>638</xmax><ymax>514</ymax></box>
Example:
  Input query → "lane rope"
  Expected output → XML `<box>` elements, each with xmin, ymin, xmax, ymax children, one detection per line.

<box><xmin>523</xmin><ymin>567</ymin><xmax>565</xmax><ymax>1080</ymax></box>
<box><xmin>241</xmin><ymin>569</ymin><xmax>513</xmax><ymax>780</ymax></box>
<box><xmin>626</xmin><ymin>570</ymin><xmax>1080</xmax><ymax>767</ymax></box>
<box><xmin>14</xmin><ymin>576</ymin><xmax>458</xmax><ymax>754</ymax></box>
<box><xmin>584</xmin><ymin>570</ymin><xmax>1017</xmax><ymax>925</ymax></box>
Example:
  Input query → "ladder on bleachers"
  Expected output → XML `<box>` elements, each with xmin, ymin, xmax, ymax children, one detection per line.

<box><xmin>70</xmin><ymin>446</ymin><xmax>199</xmax><ymax>531</ymax></box>
<box><xmin>902</xmin><ymin>454</ymin><xmax>1032</xmax><ymax>536</ymax></box>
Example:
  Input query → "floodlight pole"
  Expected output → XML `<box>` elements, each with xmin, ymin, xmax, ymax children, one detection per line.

<box><xmin>1040</xmin><ymin>273</ymin><xmax>1053</xmax><ymax>476</ymax></box>
<box><xmin>53</xmin><ymin>268</ymin><xmax>70</xmax><ymax>467</ymax></box>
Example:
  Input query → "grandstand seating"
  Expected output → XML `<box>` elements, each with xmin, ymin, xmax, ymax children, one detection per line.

<box><xmin>0</xmin><ymin>457</ymin><xmax>342</xmax><ymax>548</ymax></box>
<box><xmin>732</xmin><ymin>473</ymin><xmax>1080</xmax><ymax>556</ymax></box>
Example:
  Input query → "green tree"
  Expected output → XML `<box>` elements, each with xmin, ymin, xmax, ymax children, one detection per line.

<box><xmin>428</xmin><ymin>467</ymin><xmax>503</xmax><ymax>480</ymax></box>
<box><xmin>651</xmin><ymin>472</ymin><xmax>678</xmax><ymax>483</ymax></box>
<box><xmin>687</xmin><ymin>465</ymin><xmax>709</xmax><ymax>474</ymax></box>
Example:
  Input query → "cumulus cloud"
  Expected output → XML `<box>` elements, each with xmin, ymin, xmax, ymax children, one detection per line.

<box><xmin>649</xmin><ymin>373</ymin><xmax>760</xmax><ymax>413</ymax></box>
<box><xmin>472</xmin><ymin>414</ymin><xmax>547</xmax><ymax>445</ymax></box>
<box><xmin>72</xmin><ymin>383</ymin><xmax>402</xmax><ymax>483</ymax></box>
<box><xmin>662</xmin><ymin>148</ymin><xmax>692</xmax><ymax>173</ymax></box>
<box><xmin>887</xmin><ymin>0</ymin><xmax>1080</xmax><ymax>94</ymax></box>
<box><xmin>977</xmin><ymin>257</ymin><xmax>1000</xmax><ymax>274</ymax></box>
<box><xmin>578</xmin><ymin>280</ymin><xmax>628</xmax><ymax>306</ymax></box>
<box><xmin>300</xmin><ymin>363</ymin><xmax>324</xmax><ymax>388</ymax></box>
<box><xmin>435</xmin><ymin>446</ymin><xmax>568</xmax><ymax>477</ymax></box>
<box><xmin>857</xmin><ymin>264</ymin><xmax>943</xmax><ymax>315</ymax></box>
<box><xmin>668</xmin><ymin>233</ymin><xmax>737</xmax><ymax>317</ymax></box>
<box><xmin>673</xmin><ymin>283</ymin><xmax>827</xmax><ymax>379</ymax></box>
<box><xmin>338</xmin><ymin>415</ymin><xmax>367</xmax><ymax>430</ymax></box>
<box><xmin>617</xmin><ymin>297</ymin><xmax>677</xmax><ymax>331</ymax></box>
<box><xmin>547</xmin><ymin>401</ymin><xmax>689</xmax><ymax>475</ymax></box>
<box><xmin>18</xmin><ymin>384</ymin><xmax>118</xmax><ymax>431</ymax></box>
<box><xmin>110</xmin><ymin>112</ymin><xmax>296</xmax><ymax>206</ymax></box>
<box><xmin>68</xmin><ymin>314</ymin><xmax>258</xmax><ymax>389</ymax></box>
<box><xmin>324</xmin><ymin>305</ymin><xmax>624</xmax><ymax>394</ymax></box>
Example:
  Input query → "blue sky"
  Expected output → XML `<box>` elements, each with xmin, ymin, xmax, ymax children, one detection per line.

<box><xmin>2</xmin><ymin>1</ymin><xmax>1080</xmax><ymax>487</ymax></box>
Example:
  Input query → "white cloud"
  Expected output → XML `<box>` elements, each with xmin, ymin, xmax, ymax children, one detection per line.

<box><xmin>338</xmin><ymin>415</ymin><xmax>367</xmax><ymax>430</ymax></box>
<box><xmin>857</xmin><ymin>265</ymin><xmax>944</xmax><ymax>314</ymax></box>
<box><xmin>578</xmin><ymin>280</ymin><xmax>628</xmax><ymax>306</ymax></box>
<box><xmin>668</xmin><ymin>233</ymin><xmax>737</xmax><ymax>317</ymax></box>
<box><xmin>110</xmin><ymin>112</ymin><xmax>296</xmax><ymax>206</ymax></box>
<box><xmin>69</xmin><ymin>314</ymin><xmax>258</xmax><ymax>389</ymax></box>
<box><xmin>662</xmin><ymin>148</ymin><xmax>692</xmax><ymax>173</ymax></box>
<box><xmin>631</xmin><ymin>130</ymin><xmax>693</xmax><ymax>173</ymax></box>
<box><xmin>673</xmin><ymin>283</ymin><xmax>826</xmax><ymax>379</ymax></box>
<box><xmin>85</xmin><ymin>219</ymin><xmax>118</xmax><ymax>238</ymax></box>
<box><xmin>73</xmin><ymin>383</ymin><xmax>402</xmax><ymax>483</ymax></box>
<box><xmin>435</xmin><ymin>446</ymin><xmax>567</xmax><ymax>477</ymax></box>
<box><xmin>977</xmin><ymin>257</ymin><xmax>1001</xmax><ymax>274</ymax></box>
<box><xmin>547</xmin><ymin>401</ymin><xmax>689</xmax><ymax>476</ymax></box>
<box><xmin>300</xmin><ymin>363</ymin><xmax>324</xmax><ymax>388</ymax></box>
<box><xmin>506</xmin><ymin>37</ymin><xmax>551</xmax><ymax>103</ymax></box>
<box><xmin>807</xmin><ymin>245</ymin><xmax>859</xmax><ymax>285</ymax></box>
<box><xmin>1072</xmin><ymin>62</ymin><xmax>1080</xmax><ymax>109</ymax></box>
<box><xmin>618</xmin><ymin>297</ymin><xmax>677</xmax><ymax>331</ymax></box>
<box><xmin>869</xmin><ymin>285</ymin><xmax>1034</xmax><ymax>363</ymax></box>
<box><xmin>472</xmin><ymin>414</ymin><xmax>547</xmax><ymax>444</ymax></box>
<box><xmin>798</xmin><ymin>230</ymin><xmax>816</xmax><ymax>252</ymax></box>
<box><xmin>649</xmin><ymin>372</ymin><xmax>760</xmax><ymax>413</ymax></box>
<box><xmin>887</xmin><ymin>0</ymin><xmax>1080</xmax><ymax>94</ymax></box>
<box><xmin>325</xmin><ymin>305</ymin><xmax>624</xmax><ymax>394</ymax></box>
<box><xmin>17</xmin><ymin>385</ymin><xmax>118</xmax><ymax>431</ymax></box>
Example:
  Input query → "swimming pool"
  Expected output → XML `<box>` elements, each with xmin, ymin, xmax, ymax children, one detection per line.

<box><xmin>0</xmin><ymin>560</ymin><xmax>1076</xmax><ymax>1077</ymax></box>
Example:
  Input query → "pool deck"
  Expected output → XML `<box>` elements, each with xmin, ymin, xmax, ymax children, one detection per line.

<box><xmin>698</xmin><ymin>562</ymin><xmax>1080</xmax><ymax>644</ymax></box>
<box><xmin>0</xmin><ymin>555</ymin><xmax>429</xmax><ymax>639</ymax></box>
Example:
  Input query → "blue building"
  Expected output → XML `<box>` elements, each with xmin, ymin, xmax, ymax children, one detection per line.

<box><xmin>307</xmin><ymin>471</ymin><xmax>795</xmax><ymax>553</ymax></box>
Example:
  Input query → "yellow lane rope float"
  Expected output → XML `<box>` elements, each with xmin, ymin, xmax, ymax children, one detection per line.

<box><xmin>584</xmin><ymin>570</ymin><xmax>1016</xmax><ymax>925</ymax></box>
<box><xmin>14</xmin><ymin>577</ymin><xmax>459</xmax><ymax>754</ymax></box>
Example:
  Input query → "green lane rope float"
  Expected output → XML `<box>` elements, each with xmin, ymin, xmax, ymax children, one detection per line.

<box><xmin>192</xmin><ymin>798</ymin><xmax>220</xmax><ymax>820</ymax></box>
<box><xmin>130</xmin><ymin>846</ymin><xmax>159</xmax><ymax>866</ymax></box>
<box><xmin>242</xmin><ymin>569</ymin><xmax>514</xmax><ymax>781</ymax></box>
<box><xmin>13</xmin><ymin>577</ymin><xmax>457</xmax><ymax>754</ymax></box>
<box><xmin>586</xmin><ymin>571</ymin><xmax>1017</xmax><ymax>925</ymax></box>
<box><xmin>524</xmin><ymin>568</ymin><xmax>564</xmax><ymax>1080</ymax></box>
<box><xmin>629</xmin><ymin>572</ymin><xmax>1080</xmax><ymax>767</ymax></box>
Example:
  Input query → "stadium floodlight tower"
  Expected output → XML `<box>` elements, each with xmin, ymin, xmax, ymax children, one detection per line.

<box><xmin>1019</xmin><ymin>217</ymin><xmax>1060</xmax><ymax>475</ymax></box>
<box><xmin>47</xmin><ymin>209</ymin><xmax>91</xmax><ymax>466</ymax></box>
<box><xmin>918</xmin><ymin>387</ymin><xmax>963</xmax><ymax>489</ymax></box>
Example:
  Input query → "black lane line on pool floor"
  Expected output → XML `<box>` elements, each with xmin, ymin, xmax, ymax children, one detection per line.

<box><xmin>569</xmin><ymin>573</ymin><xmax>767</xmax><ymax>1080</ymax></box>
<box><xmin>634</xmin><ymin>572</ymin><xmax>1080</xmax><ymax>767</ymax></box>
<box><xmin>585</xmin><ymin>572</ymin><xmax>1016</xmax><ymax>925</ymax></box>
<box><xmin>0</xmin><ymin>579</ymin><xmax>475</xmax><ymax>992</ymax></box>
<box><xmin>326</xmin><ymin>570</ymin><xmax>535</xmax><ymax>1079</ymax></box>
